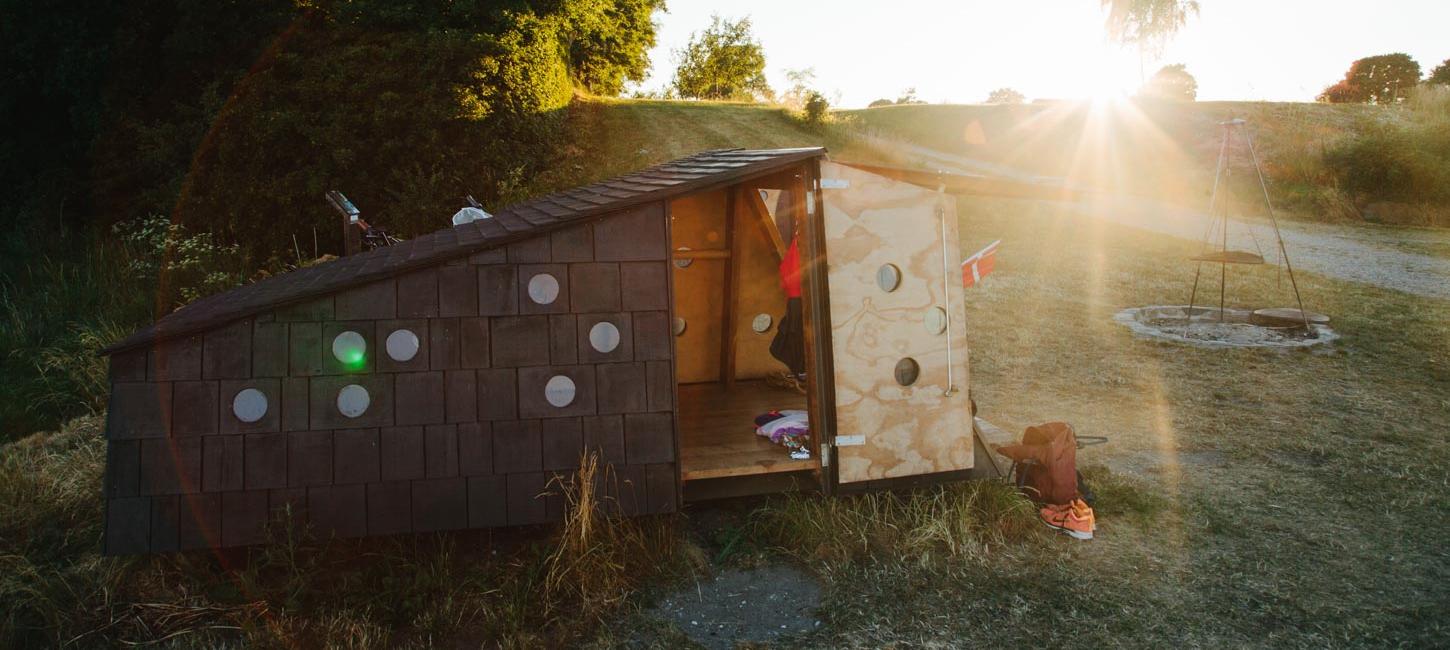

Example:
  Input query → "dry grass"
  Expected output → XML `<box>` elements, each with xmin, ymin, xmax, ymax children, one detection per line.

<box><xmin>750</xmin><ymin>481</ymin><xmax>1039</xmax><ymax>567</ymax></box>
<box><xmin>862</xmin><ymin>196</ymin><xmax>1450</xmax><ymax>646</ymax></box>
<box><xmin>544</xmin><ymin>453</ymin><xmax>701</xmax><ymax>623</ymax></box>
<box><xmin>0</xmin><ymin>436</ymin><xmax>698</xmax><ymax>648</ymax></box>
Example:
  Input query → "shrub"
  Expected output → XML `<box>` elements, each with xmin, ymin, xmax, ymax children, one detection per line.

<box><xmin>1323</xmin><ymin>122</ymin><xmax>1450</xmax><ymax>205</ymax></box>
<box><xmin>803</xmin><ymin>91</ymin><xmax>830</xmax><ymax>126</ymax></box>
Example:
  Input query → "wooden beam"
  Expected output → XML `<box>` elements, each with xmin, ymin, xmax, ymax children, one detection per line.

<box><xmin>743</xmin><ymin>188</ymin><xmax>788</xmax><ymax>259</ymax></box>
<box><xmin>672</xmin><ymin>249</ymin><xmax>730</xmax><ymax>260</ymax></box>
<box><xmin>720</xmin><ymin>188</ymin><xmax>740</xmax><ymax>387</ymax></box>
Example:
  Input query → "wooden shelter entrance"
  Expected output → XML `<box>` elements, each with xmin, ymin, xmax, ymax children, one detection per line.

<box><xmin>670</xmin><ymin>159</ymin><xmax>976</xmax><ymax>497</ymax></box>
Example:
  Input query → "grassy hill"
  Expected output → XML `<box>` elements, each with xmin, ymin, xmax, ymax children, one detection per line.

<box><xmin>843</xmin><ymin>93</ymin><xmax>1450</xmax><ymax>226</ymax></box>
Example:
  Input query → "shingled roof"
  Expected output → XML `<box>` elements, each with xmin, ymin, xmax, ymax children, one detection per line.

<box><xmin>105</xmin><ymin>147</ymin><xmax>826</xmax><ymax>354</ymax></box>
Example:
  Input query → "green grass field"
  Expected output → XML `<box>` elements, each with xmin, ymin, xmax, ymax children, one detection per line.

<box><xmin>2</xmin><ymin>98</ymin><xmax>1448</xmax><ymax>647</ymax></box>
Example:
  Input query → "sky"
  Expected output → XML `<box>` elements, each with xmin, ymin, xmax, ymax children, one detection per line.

<box><xmin>634</xmin><ymin>0</ymin><xmax>1449</xmax><ymax>107</ymax></box>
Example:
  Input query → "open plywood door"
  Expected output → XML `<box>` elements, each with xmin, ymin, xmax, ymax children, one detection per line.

<box><xmin>820</xmin><ymin>161</ymin><xmax>973</xmax><ymax>483</ymax></box>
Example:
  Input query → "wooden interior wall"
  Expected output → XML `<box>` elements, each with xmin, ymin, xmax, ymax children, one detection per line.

<box><xmin>669</xmin><ymin>190</ymin><xmax>790</xmax><ymax>385</ymax></box>
<box><xmin>670</xmin><ymin>191</ymin><xmax>727</xmax><ymax>383</ymax></box>
<box><xmin>730</xmin><ymin>190</ymin><xmax>790</xmax><ymax>380</ymax></box>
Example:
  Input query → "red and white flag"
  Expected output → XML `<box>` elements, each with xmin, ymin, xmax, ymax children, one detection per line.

<box><xmin>962</xmin><ymin>240</ymin><xmax>1000</xmax><ymax>288</ymax></box>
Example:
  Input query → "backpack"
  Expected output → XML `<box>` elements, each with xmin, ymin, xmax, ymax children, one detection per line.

<box><xmin>994</xmin><ymin>421</ymin><xmax>1083</xmax><ymax>506</ymax></box>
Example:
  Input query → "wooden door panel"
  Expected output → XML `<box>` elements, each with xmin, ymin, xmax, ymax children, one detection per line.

<box><xmin>821</xmin><ymin>161</ymin><xmax>973</xmax><ymax>483</ymax></box>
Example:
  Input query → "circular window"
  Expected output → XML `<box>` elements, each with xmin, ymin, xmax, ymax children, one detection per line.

<box><xmin>877</xmin><ymin>264</ymin><xmax>902</xmax><ymax>292</ymax></box>
<box><xmin>589</xmin><ymin>321</ymin><xmax>621</xmax><ymax>353</ymax></box>
<box><xmin>673</xmin><ymin>317</ymin><xmax>687</xmax><ymax>336</ymax></box>
<box><xmin>894</xmin><ymin>358</ymin><xmax>920</xmax><ymax>386</ymax></box>
<box><xmin>545</xmin><ymin>375</ymin><xmax>577</xmax><ymax>408</ymax></box>
<box><xmin>924</xmin><ymin>307</ymin><xmax>948</xmax><ymax>335</ymax></box>
<box><xmin>331</xmin><ymin>331</ymin><xmax>367</xmax><ymax>366</ymax></box>
<box><xmin>527</xmin><ymin>273</ymin><xmax>560</xmax><ymax>305</ymax></box>
<box><xmin>752</xmin><ymin>313</ymin><xmax>773</xmax><ymax>333</ymax></box>
<box><xmin>673</xmin><ymin>246</ymin><xmax>694</xmax><ymax>269</ymax></box>
<box><xmin>337</xmin><ymin>384</ymin><xmax>371</xmax><ymax>418</ymax></box>
<box><xmin>232</xmin><ymin>388</ymin><xmax>268</xmax><ymax>423</ymax></box>
<box><xmin>385</xmin><ymin>329</ymin><xmax>420</xmax><ymax>361</ymax></box>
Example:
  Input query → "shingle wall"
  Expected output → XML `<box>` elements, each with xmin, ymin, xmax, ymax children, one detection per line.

<box><xmin>101</xmin><ymin>203</ymin><xmax>677</xmax><ymax>554</ymax></box>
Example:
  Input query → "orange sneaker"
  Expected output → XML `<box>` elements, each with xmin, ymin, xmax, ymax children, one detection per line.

<box><xmin>1040</xmin><ymin>503</ymin><xmax>1093</xmax><ymax>540</ymax></box>
<box><xmin>1070</xmin><ymin>498</ymin><xmax>1096</xmax><ymax>532</ymax></box>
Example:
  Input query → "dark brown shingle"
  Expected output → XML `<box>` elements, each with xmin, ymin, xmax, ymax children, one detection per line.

<box><xmin>104</xmin><ymin>148</ymin><xmax>823</xmax><ymax>354</ymax></box>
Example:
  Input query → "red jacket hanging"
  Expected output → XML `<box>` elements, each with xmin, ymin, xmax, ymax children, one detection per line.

<box><xmin>780</xmin><ymin>239</ymin><xmax>802</xmax><ymax>298</ymax></box>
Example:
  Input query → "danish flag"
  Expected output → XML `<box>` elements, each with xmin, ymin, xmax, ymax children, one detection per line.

<box><xmin>962</xmin><ymin>240</ymin><xmax>1000</xmax><ymax>288</ymax></box>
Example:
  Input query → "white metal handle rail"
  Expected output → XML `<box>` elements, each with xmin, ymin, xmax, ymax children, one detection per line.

<box><xmin>937</xmin><ymin>200</ymin><xmax>958</xmax><ymax>397</ymax></box>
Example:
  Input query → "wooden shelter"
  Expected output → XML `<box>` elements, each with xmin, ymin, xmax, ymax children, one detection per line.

<box><xmin>98</xmin><ymin>148</ymin><xmax>1018</xmax><ymax>554</ymax></box>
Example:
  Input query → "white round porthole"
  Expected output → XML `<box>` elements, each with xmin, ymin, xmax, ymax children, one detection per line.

<box><xmin>385</xmin><ymin>329</ymin><xmax>420</xmax><ymax>361</ymax></box>
<box><xmin>337</xmin><ymin>384</ymin><xmax>371</xmax><ymax>418</ymax></box>
<box><xmin>331</xmin><ymin>330</ymin><xmax>367</xmax><ymax>365</ymax></box>
<box><xmin>589</xmin><ymin>321</ymin><xmax>621</xmax><ymax>353</ymax></box>
<box><xmin>751</xmin><ymin>313</ymin><xmax>773</xmax><ymax>333</ymax></box>
<box><xmin>673</xmin><ymin>317</ymin><xmax>687</xmax><ymax>336</ymax></box>
<box><xmin>877</xmin><ymin>263</ymin><xmax>902</xmax><ymax>293</ymax></box>
<box><xmin>527</xmin><ymin>273</ymin><xmax>560</xmax><ymax>305</ymax></box>
<box><xmin>924</xmin><ymin>307</ymin><xmax>948</xmax><ymax>335</ymax></box>
<box><xmin>544</xmin><ymin>375</ymin><xmax>577</xmax><ymax>408</ymax></box>
<box><xmin>673</xmin><ymin>246</ymin><xmax>693</xmax><ymax>269</ymax></box>
<box><xmin>232</xmin><ymin>388</ymin><xmax>268</xmax><ymax>423</ymax></box>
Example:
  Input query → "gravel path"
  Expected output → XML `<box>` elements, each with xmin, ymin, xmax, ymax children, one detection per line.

<box><xmin>1062</xmin><ymin>196</ymin><xmax>1450</xmax><ymax>301</ymax></box>
<box><xmin>893</xmin><ymin>142</ymin><xmax>1450</xmax><ymax>301</ymax></box>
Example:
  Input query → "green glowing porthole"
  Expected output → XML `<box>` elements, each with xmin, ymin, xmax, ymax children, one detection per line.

<box><xmin>331</xmin><ymin>331</ymin><xmax>367</xmax><ymax>369</ymax></box>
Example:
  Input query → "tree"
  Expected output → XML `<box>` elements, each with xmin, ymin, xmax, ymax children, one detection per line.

<box><xmin>985</xmin><ymin>88</ymin><xmax>1025</xmax><ymax>104</ymax></box>
<box><xmin>867</xmin><ymin>98</ymin><xmax>894</xmax><ymax>108</ymax></box>
<box><xmin>1429</xmin><ymin>58</ymin><xmax>1450</xmax><ymax>86</ymax></box>
<box><xmin>671</xmin><ymin>15</ymin><xmax>771</xmax><ymax>100</ymax></box>
<box><xmin>780</xmin><ymin>67</ymin><xmax>817</xmax><ymax>109</ymax></box>
<box><xmin>1318</xmin><ymin>53</ymin><xmax>1422</xmax><ymax>104</ymax></box>
<box><xmin>1139</xmin><ymin>64</ymin><xmax>1197</xmax><ymax>100</ymax></box>
<box><xmin>559</xmin><ymin>0</ymin><xmax>668</xmax><ymax>96</ymax></box>
<box><xmin>1100</xmin><ymin>0</ymin><xmax>1199</xmax><ymax>56</ymax></box>
<box><xmin>895</xmin><ymin>87</ymin><xmax>926</xmax><ymax>105</ymax></box>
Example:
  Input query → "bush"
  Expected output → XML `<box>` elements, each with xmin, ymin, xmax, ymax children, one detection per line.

<box><xmin>1323</xmin><ymin>122</ymin><xmax>1450</xmax><ymax>205</ymax></box>
<box><xmin>803</xmin><ymin>91</ymin><xmax>830</xmax><ymax>126</ymax></box>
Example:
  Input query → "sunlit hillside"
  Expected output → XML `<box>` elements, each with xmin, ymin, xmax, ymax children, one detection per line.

<box><xmin>843</xmin><ymin>97</ymin><xmax>1448</xmax><ymax>225</ymax></box>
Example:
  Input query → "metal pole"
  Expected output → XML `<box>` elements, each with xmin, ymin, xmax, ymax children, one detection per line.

<box><xmin>1246</xmin><ymin>133</ymin><xmax>1312</xmax><ymax>331</ymax></box>
<box><xmin>1218</xmin><ymin>124</ymin><xmax>1233</xmax><ymax>323</ymax></box>
<box><xmin>1189</xmin><ymin>121</ymin><xmax>1232</xmax><ymax>324</ymax></box>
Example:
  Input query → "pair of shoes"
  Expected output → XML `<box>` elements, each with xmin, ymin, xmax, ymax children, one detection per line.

<box><xmin>1040</xmin><ymin>502</ymin><xmax>1093</xmax><ymax>540</ymax></box>
<box><xmin>1070</xmin><ymin>498</ymin><xmax>1096</xmax><ymax>532</ymax></box>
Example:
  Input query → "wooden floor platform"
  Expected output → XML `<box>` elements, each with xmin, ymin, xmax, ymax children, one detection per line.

<box><xmin>678</xmin><ymin>380</ymin><xmax>818</xmax><ymax>481</ymax></box>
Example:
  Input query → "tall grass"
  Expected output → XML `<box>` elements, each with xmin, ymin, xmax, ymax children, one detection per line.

<box><xmin>750</xmin><ymin>480</ymin><xmax>1039</xmax><ymax>566</ymax></box>
<box><xmin>0</xmin><ymin>231</ymin><xmax>148</xmax><ymax>438</ymax></box>
<box><xmin>0</xmin><ymin>429</ymin><xmax>697</xmax><ymax>647</ymax></box>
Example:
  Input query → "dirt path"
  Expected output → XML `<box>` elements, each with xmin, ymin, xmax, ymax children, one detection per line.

<box><xmin>889</xmin><ymin>142</ymin><xmax>1450</xmax><ymax>300</ymax></box>
<box><xmin>1061</xmin><ymin>195</ymin><xmax>1450</xmax><ymax>301</ymax></box>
